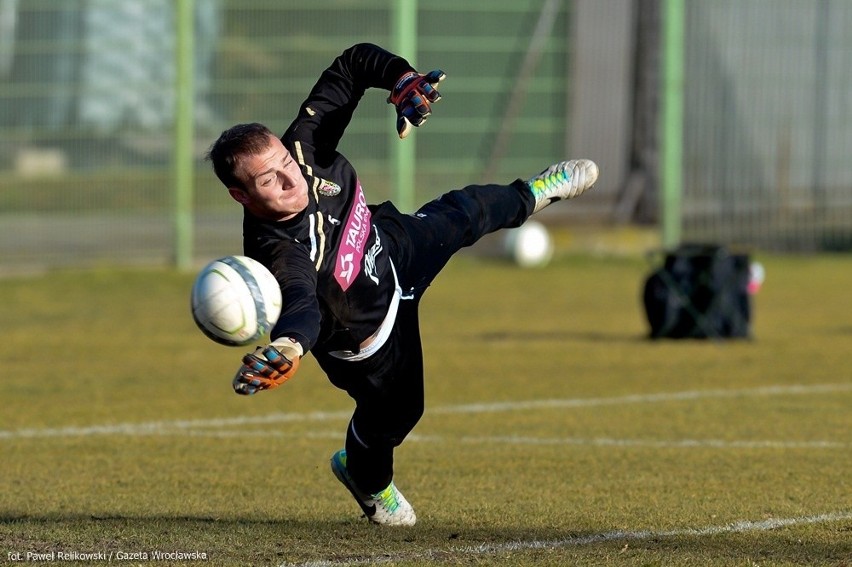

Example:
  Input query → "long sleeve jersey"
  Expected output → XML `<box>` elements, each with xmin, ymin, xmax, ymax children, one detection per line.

<box><xmin>242</xmin><ymin>44</ymin><xmax>415</xmax><ymax>355</ymax></box>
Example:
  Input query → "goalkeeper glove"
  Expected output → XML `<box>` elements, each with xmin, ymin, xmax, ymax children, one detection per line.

<box><xmin>388</xmin><ymin>69</ymin><xmax>446</xmax><ymax>139</ymax></box>
<box><xmin>232</xmin><ymin>337</ymin><xmax>303</xmax><ymax>395</ymax></box>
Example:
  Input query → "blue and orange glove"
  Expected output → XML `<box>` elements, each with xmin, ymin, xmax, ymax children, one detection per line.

<box><xmin>388</xmin><ymin>70</ymin><xmax>446</xmax><ymax>139</ymax></box>
<box><xmin>233</xmin><ymin>337</ymin><xmax>303</xmax><ymax>395</ymax></box>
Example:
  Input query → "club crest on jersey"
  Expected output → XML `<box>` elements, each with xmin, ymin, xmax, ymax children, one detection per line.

<box><xmin>318</xmin><ymin>178</ymin><xmax>341</xmax><ymax>197</ymax></box>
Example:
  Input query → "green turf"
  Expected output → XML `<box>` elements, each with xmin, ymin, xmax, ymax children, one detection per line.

<box><xmin>0</xmin><ymin>249</ymin><xmax>850</xmax><ymax>566</ymax></box>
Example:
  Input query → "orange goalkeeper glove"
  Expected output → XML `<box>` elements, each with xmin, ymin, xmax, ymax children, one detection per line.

<box><xmin>232</xmin><ymin>337</ymin><xmax>303</xmax><ymax>395</ymax></box>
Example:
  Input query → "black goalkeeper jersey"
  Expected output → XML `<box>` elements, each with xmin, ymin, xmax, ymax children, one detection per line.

<box><xmin>242</xmin><ymin>44</ymin><xmax>415</xmax><ymax>355</ymax></box>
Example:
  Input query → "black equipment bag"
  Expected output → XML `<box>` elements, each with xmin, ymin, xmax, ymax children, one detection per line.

<box><xmin>642</xmin><ymin>244</ymin><xmax>751</xmax><ymax>339</ymax></box>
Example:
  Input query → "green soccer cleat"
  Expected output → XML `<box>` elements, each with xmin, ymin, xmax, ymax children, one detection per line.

<box><xmin>526</xmin><ymin>159</ymin><xmax>599</xmax><ymax>213</ymax></box>
<box><xmin>330</xmin><ymin>449</ymin><xmax>416</xmax><ymax>527</ymax></box>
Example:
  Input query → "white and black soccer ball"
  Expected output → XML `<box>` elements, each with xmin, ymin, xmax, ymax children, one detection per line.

<box><xmin>190</xmin><ymin>255</ymin><xmax>282</xmax><ymax>346</ymax></box>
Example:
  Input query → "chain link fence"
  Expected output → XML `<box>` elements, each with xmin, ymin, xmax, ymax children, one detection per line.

<box><xmin>0</xmin><ymin>0</ymin><xmax>573</xmax><ymax>271</ymax></box>
<box><xmin>1</xmin><ymin>0</ymin><xmax>850</xmax><ymax>274</ymax></box>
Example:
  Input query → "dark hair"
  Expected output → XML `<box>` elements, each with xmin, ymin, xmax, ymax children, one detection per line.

<box><xmin>205</xmin><ymin>123</ymin><xmax>276</xmax><ymax>189</ymax></box>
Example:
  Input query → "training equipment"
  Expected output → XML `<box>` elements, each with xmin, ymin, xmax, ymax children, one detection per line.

<box><xmin>747</xmin><ymin>261</ymin><xmax>765</xmax><ymax>295</ymax></box>
<box><xmin>503</xmin><ymin>220</ymin><xmax>554</xmax><ymax>268</ymax></box>
<box><xmin>330</xmin><ymin>450</ymin><xmax>417</xmax><ymax>526</ymax></box>
<box><xmin>388</xmin><ymin>69</ymin><xmax>445</xmax><ymax>138</ymax></box>
<box><xmin>232</xmin><ymin>339</ymin><xmax>302</xmax><ymax>395</ymax></box>
<box><xmin>642</xmin><ymin>244</ymin><xmax>751</xmax><ymax>339</ymax></box>
<box><xmin>526</xmin><ymin>159</ymin><xmax>599</xmax><ymax>213</ymax></box>
<box><xmin>191</xmin><ymin>255</ymin><xmax>282</xmax><ymax>346</ymax></box>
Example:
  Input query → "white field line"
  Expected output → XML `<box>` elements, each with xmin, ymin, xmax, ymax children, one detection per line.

<box><xmin>0</xmin><ymin>410</ymin><xmax>351</xmax><ymax>440</ymax></box>
<box><xmin>135</xmin><ymin>429</ymin><xmax>851</xmax><ymax>450</ymax></box>
<box><xmin>1</xmin><ymin>382</ymin><xmax>850</xmax><ymax>441</ymax></box>
<box><xmin>446</xmin><ymin>434</ymin><xmax>852</xmax><ymax>450</ymax></box>
<box><xmin>429</xmin><ymin>382</ymin><xmax>852</xmax><ymax>415</ymax></box>
<box><xmin>281</xmin><ymin>511</ymin><xmax>852</xmax><ymax>567</ymax></box>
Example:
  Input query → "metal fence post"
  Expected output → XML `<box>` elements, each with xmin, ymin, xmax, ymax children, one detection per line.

<box><xmin>174</xmin><ymin>0</ymin><xmax>195</xmax><ymax>270</ymax></box>
<box><xmin>661</xmin><ymin>0</ymin><xmax>684</xmax><ymax>249</ymax></box>
<box><xmin>392</xmin><ymin>0</ymin><xmax>417</xmax><ymax>212</ymax></box>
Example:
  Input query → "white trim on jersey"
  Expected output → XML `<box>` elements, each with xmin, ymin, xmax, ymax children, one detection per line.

<box><xmin>308</xmin><ymin>213</ymin><xmax>317</xmax><ymax>263</ymax></box>
<box><xmin>328</xmin><ymin>257</ymin><xmax>401</xmax><ymax>362</ymax></box>
<box><xmin>294</xmin><ymin>140</ymin><xmax>325</xmax><ymax>271</ymax></box>
<box><xmin>313</xmin><ymin>211</ymin><xmax>325</xmax><ymax>271</ymax></box>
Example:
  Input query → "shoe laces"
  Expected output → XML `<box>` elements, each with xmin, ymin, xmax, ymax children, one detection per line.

<box><xmin>372</xmin><ymin>484</ymin><xmax>401</xmax><ymax>513</ymax></box>
<box><xmin>531</xmin><ymin>166</ymin><xmax>570</xmax><ymax>194</ymax></box>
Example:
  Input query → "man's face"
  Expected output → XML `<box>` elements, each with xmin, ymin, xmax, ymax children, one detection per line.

<box><xmin>228</xmin><ymin>135</ymin><xmax>309</xmax><ymax>221</ymax></box>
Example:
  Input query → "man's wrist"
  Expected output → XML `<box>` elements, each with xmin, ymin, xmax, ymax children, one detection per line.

<box><xmin>270</xmin><ymin>336</ymin><xmax>304</xmax><ymax>359</ymax></box>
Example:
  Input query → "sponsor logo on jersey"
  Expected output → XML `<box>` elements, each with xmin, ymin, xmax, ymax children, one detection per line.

<box><xmin>318</xmin><ymin>178</ymin><xmax>342</xmax><ymax>197</ymax></box>
<box><xmin>335</xmin><ymin>181</ymin><xmax>371</xmax><ymax>291</ymax></box>
<box><xmin>364</xmin><ymin>228</ymin><xmax>382</xmax><ymax>285</ymax></box>
<box><xmin>338</xmin><ymin>252</ymin><xmax>355</xmax><ymax>283</ymax></box>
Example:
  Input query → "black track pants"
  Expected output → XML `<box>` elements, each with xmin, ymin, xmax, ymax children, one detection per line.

<box><xmin>314</xmin><ymin>180</ymin><xmax>534</xmax><ymax>493</ymax></box>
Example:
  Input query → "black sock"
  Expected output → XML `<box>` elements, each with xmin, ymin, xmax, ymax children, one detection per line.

<box><xmin>345</xmin><ymin>420</ymin><xmax>394</xmax><ymax>494</ymax></box>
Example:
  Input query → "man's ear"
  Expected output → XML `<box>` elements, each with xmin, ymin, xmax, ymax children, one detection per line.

<box><xmin>228</xmin><ymin>187</ymin><xmax>250</xmax><ymax>205</ymax></box>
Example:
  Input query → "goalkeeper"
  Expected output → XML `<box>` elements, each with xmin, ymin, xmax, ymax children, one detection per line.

<box><xmin>206</xmin><ymin>43</ymin><xmax>597</xmax><ymax>526</ymax></box>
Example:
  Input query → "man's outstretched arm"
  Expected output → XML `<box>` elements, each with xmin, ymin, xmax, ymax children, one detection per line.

<box><xmin>284</xmin><ymin>43</ymin><xmax>444</xmax><ymax>148</ymax></box>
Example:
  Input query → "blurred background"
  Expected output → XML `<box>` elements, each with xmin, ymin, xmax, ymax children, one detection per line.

<box><xmin>0</xmin><ymin>0</ymin><xmax>850</xmax><ymax>273</ymax></box>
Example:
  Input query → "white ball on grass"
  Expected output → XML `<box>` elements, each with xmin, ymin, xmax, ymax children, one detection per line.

<box><xmin>503</xmin><ymin>220</ymin><xmax>554</xmax><ymax>268</ymax></box>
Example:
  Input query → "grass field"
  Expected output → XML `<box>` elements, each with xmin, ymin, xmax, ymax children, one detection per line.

<box><xmin>1</xmin><ymin>248</ymin><xmax>850</xmax><ymax>566</ymax></box>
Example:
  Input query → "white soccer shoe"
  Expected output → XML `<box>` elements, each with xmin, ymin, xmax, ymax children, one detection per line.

<box><xmin>526</xmin><ymin>159</ymin><xmax>599</xmax><ymax>213</ymax></box>
<box><xmin>330</xmin><ymin>449</ymin><xmax>416</xmax><ymax>527</ymax></box>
